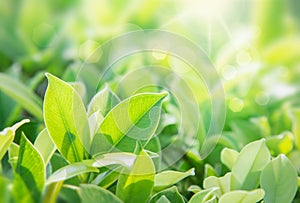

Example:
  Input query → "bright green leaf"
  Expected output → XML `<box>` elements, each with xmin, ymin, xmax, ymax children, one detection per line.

<box><xmin>231</xmin><ymin>139</ymin><xmax>270</xmax><ymax>190</ymax></box>
<box><xmin>188</xmin><ymin>188</ymin><xmax>218</xmax><ymax>203</ymax></box>
<box><xmin>80</xmin><ymin>184</ymin><xmax>122</xmax><ymax>203</ymax></box>
<box><xmin>219</xmin><ymin>189</ymin><xmax>264</xmax><ymax>203</ymax></box>
<box><xmin>46</xmin><ymin>162</ymin><xmax>99</xmax><ymax>185</ymax></box>
<box><xmin>0</xmin><ymin>119</ymin><xmax>29</xmax><ymax>160</ymax></box>
<box><xmin>96</xmin><ymin>92</ymin><xmax>168</xmax><ymax>153</ymax></box>
<box><xmin>44</xmin><ymin>73</ymin><xmax>89</xmax><ymax>163</ymax></box>
<box><xmin>34</xmin><ymin>128</ymin><xmax>56</xmax><ymax>165</ymax></box>
<box><xmin>8</xmin><ymin>142</ymin><xmax>19</xmax><ymax>170</ymax></box>
<box><xmin>260</xmin><ymin>154</ymin><xmax>298</xmax><ymax>203</ymax></box>
<box><xmin>221</xmin><ymin>148</ymin><xmax>239</xmax><ymax>170</ymax></box>
<box><xmin>156</xmin><ymin>195</ymin><xmax>171</xmax><ymax>203</ymax></box>
<box><xmin>116</xmin><ymin>147</ymin><xmax>155</xmax><ymax>203</ymax></box>
<box><xmin>13</xmin><ymin>133</ymin><xmax>45</xmax><ymax>203</ymax></box>
<box><xmin>87</xmin><ymin>83</ymin><xmax>120</xmax><ymax>117</ymax></box>
<box><xmin>154</xmin><ymin>168</ymin><xmax>195</xmax><ymax>190</ymax></box>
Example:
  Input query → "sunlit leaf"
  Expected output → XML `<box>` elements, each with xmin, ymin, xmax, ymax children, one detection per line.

<box><xmin>116</xmin><ymin>147</ymin><xmax>155</xmax><ymax>203</ymax></box>
<box><xmin>0</xmin><ymin>119</ymin><xmax>29</xmax><ymax>160</ymax></box>
<box><xmin>231</xmin><ymin>139</ymin><xmax>270</xmax><ymax>190</ymax></box>
<box><xmin>13</xmin><ymin>133</ymin><xmax>45</xmax><ymax>203</ymax></box>
<box><xmin>149</xmin><ymin>186</ymin><xmax>185</xmax><ymax>203</ymax></box>
<box><xmin>219</xmin><ymin>189</ymin><xmax>264</xmax><ymax>203</ymax></box>
<box><xmin>188</xmin><ymin>188</ymin><xmax>218</xmax><ymax>203</ymax></box>
<box><xmin>34</xmin><ymin>128</ymin><xmax>56</xmax><ymax>165</ymax></box>
<box><xmin>203</xmin><ymin>173</ymin><xmax>231</xmax><ymax>197</ymax></box>
<box><xmin>44</xmin><ymin>73</ymin><xmax>89</xmax><ymax>163</ymax></box>
<box><xmin>260</xmin><ymin>154</ymin><xmax>298</xmax><ymax>203</ymax></box>
<box><xmin>221</xmin><ymin>148</ymin><xmax>239</xmax><ymax>170</ymax></box>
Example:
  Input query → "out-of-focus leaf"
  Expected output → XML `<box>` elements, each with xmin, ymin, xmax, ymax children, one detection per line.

<box><xmin>34</xmin><ymin>128</ymin><xmax>56</xmax><ymax>165</ymax></box>
<box><xmin>0</xmin><ymin>73</ymin><xmax>42</xmax><ymax>120</ymax></box>
<box><xmin>8</xmin><ymin>142</ymin><xmax>19</xmax><ymax>170</ymax></box>
<box><xmin>80</xmin><ymin>184</ymin><xmax>122</xmax><ymax>203</ymax></box>
<box><xmin>0</xmin><ymin>119</ymin><xmax>29</xmax><ymax>160</ymax></box>
<box><xmin>266</xmin><ymin>131</ymin><xmax>294</xmax><ymax>155</ymax></box>
<box><xmin>187</xmin><ymin>185</ymin><xmax>202</xmax><ymax>194</ymax></box>
<box><xmin>221</xmin><ymin>148</ymin><xmax>239</xmax><ymax>170</ymax></box>
<box><xmin>92</xmin><ymin>152</ymin><xmax>137</xmax><ymax>168</ymax></box>
<box><xmin>46</xmin><ymin>162</ymin><xmax>99</xmax><ymax>185</ymax></box>
<box><xmin>231</xmin><ymin>139</ymin><xmax>270</xmax><ymax>190</ymax></box>
<box><xmin>44</xmin><ymin>73</ymin><xmax>89</xmax><ymax>163</ymax></box>
<box><xmin>116</xmin><ymin>147</ymin><xmax>155</xmax><ymax>203</ymax></box>
<box><xmin>154</xmin><ymin>168</ymin><xmax>195</xmax><ymax>190</ymax></box>
<box><xmin>0</xmin><ymin>176</ymin><xmax>11</xmax><ymax>203</ymax></box>
<box><xmin>204</xmin><ymin>164</ymin><xmax>217</xmax><ymax>178</ymax></box>
<box><xmin>92</xmin><ymin>169</ymin><xmax>120</xmax><ymax>188</ymax></box>
<box><xmin>156</xmin><ymin>195</ymin><xmax>171</xmax><ymax>203</ymax></box>
<box><xmin>13</xmin><ymin>133</ymin><xmax>45</xmax><ymax>203</ymax></box>
<box><xmin>219</xmin><ymin>189</ymin><xmax>264</xmax><ymax>203</ymax></box>
<box><xmin>260</xmin><ymin>154</ymin><xmax>298</xmax><ymax>203</ymax></box>
<box><xmin>96</xmin><ymin>92</ymin><xmax>167</xmax><ymax>153</ymax></box>
<box><xmin>290</xmin><ymin>109</ymin><xmax>300</xmax><ymax>149</ymax></box>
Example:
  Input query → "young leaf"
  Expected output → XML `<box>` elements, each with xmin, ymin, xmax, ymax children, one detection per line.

<box><xmin>80</xmin><ymin>184</ymin><xmax>122</xmax><ymax>203</ymax></box>
<box><xmin>154</xmin><ymin>168</ymin><xmax>195</xmax><ymax>190</ymax></box>
<box><xmin>8</xmin><ymin>143</ymin><xmax>19</xmax><ymax>170</ymax></box>
<box><xmin>149</xmin><ymin>186</ymin><xmax>185</xmax><ymax>203</ymax></box>
<box><xmin>116</xmin><ymin>147</ymin><xmax>155</xmax><ymax>203</ymax></box>
<box><xmin>260</xmin><ymin>154</ymin><xmax>298</xmax><ymax>203</ymax></box>
<box><xmin>96</xmin><ymin>92</ymin><xmax>168</xmax><ymax>153</ymax></box>
<box><xmin>231</xmin><ymin>139</ymin><xmax>270</xmax><ymax>190</ymax></box>
<box><xmin>187</xmin><ymin>185</ymin><xmax>202</xmax><ymax>194</ymax></box>
<box><xmin>188</xmin><ymin>188</ymin><xmax>218</xmax><ymax>203</ymax></box>
<box><xmin>203</xmin><ymin>173</ymin><xmax>231</xmax><ymax>197</ymax></box>
<box><xmin>0</xmin><ymin>73</ymin><xmax>43</xmax><ymax>120</ymax></box>
<box><xmin>0</xmin><ymin>119</ymin><xmax>29</xmax><ymax>160</ymax></box>
<box><xmin>46</xmin><ymin>162</ymin><xmax>99</xmax><ymax>185</ymax></box>
<box><xmin>92</xmin><ymin>152</ymin><xmax>137</xmax><ymax>168</ymax></box>
<box><xmin>220</xmin><ymin>148</ymin><xmax>239</xmax><ymax>170</ymax></box>
<box><xmin>204</xmin><ymin>164</ymin><xmax>217</xmax><ymax>178</ymax></box>
<box><xmin>34</xmin><ymin>128</ymin><xmax>56</xmax><ymax>165</ymax></box>
<box><xmin>156</xmin><ymin>195</ymin><xmax>171</xmax><ymax>203</ymax></box>
<box><xmin>218</xmin><ymin>189</ymin><xmax>264</xmax><ymax>203</ymax></box>
<box><xmin>13</xmin><ymin>133</ymin><xmax>45</xmax><ymax>203</ymax></box>
<box><xmin>87</xmin><ymin>84</ymin><xmax>120</xmax><ymax>117</ymax></box>
<box><xmin>44</xmin><ymin>73</ymin><xmax>89</xmax><ymax>163</ymax></box>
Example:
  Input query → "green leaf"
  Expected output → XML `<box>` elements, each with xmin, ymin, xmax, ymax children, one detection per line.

<box><xmin>92</xmin><ymin>152</ymin><xmax>137</xmax><ymax>168</ymax></box>
<box><xmin>219</xmin><ymin>189</ymin><xmax>265</xmax><ymax>203</ymax></box>
<box><xmin>34</xmin><ymin>128</ymin><xmax>56</xmax><ymax>165</ymax></box>
<box><xmin>231</xmin><ymin>139</ymin><xmax>270</xmax><ymax>190</ymax></box>
<box><xmin>266</xmin><ymin>131</ymin><xmax>293</xmax><ymax>155</ymax></box>
<box><xmin>8</xmin><ymin>142</ymin><xmax>19</xmax><ymax>170</ymax></box>
<box><xmin>187</xmin><ymin>185</ymin><xmax>202</xmax><ymax>194</ymax></box>
<box><xmin>92</xmin><ymin>169</ymin><xmax>120</xmax><ymax>188</ymax></box>
<box><xmin>0</xmin><ymin>73</ymin><xmax>42</xmax><ymax>120</ymax></box>
<box><xmin>290</xmin><ymin>109</ymin><xmax>300</xmax><ymax>149</ymax></box>
<box><xmin>156</xmin><ymin>195</ymin><xmax>171</xmax><ymax>203</ymax></box>
<box><xmin>204</xmin><ymin>164</ymin><xmax>217</xmax><ymax>178</ymax></box>
<box><xmin>116</xmin><ymin>147</ymin><xmax>155</xmax><ymax>203</ymax></box>
<box><xmin>46</xmin><ymin>162</ymin><xmax>99</xmax><ymax>185</ymax></box>
<box><xmin>96</xmin><ymin>92</ymin><xmax>168</xmax><ymax>153</ymax></box>
<box><xmin>221</xmin><ymin>148</ymin><xmax>239</xmax><ymax>170</ymax></box>
<box><xmin>149</xmin><ymin>186</ymin><xmax>185</xmax><ymax>203</ymax></box>
<box><xmin>203</xmin><ymin>173</ymin><xmax>231</xmax><ymax>197</ymax></box>
<box><xmin>154</xmin><ymin>168</ymin><xmax>195</xmax><ymax>190</ymax></box>
<box><xmin>13</xmin><ymin>133</ymin><xmax>45</xmax><ymax>203</ymax></box>
<box><xmin>44</xmin><ymin>73</ymin><xmax>89</xmax><ymax>163</ymax></box>
<box><xmin>0</xmin><ymin>176</ymin><xmax>11</xmax><ymax>203</ymax></box>
<box><xmin>80</xmin><ymin>184</ymin><xmax>122</xmax><ymax>203</ymax></box>
<box><xmin>0</xmin><ymin>119</ymin><xmax>29</xmax><ymax>160</ymax></box>
<box><xmin>87</xmin><ymin>83</ymin><xmax>120</xmax><ymax>117</ymax></box>
<box><xmin>188</xmin><ymin>188</ymin><xmax>218</xmax><ymax>203</ymax></box>
<box><xmin>260</xmin><ymin>154</ymin><xmax>298</xmax><ymax>203</ymax></box>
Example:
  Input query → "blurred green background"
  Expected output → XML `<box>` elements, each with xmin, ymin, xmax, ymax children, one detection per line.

<box><xmin>1</xmin><ymin>0</ymin><xmax>300</xmax><ymax>159</ymax></box>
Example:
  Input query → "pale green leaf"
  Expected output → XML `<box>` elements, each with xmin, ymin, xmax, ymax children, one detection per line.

<box><xmin>0</xmin><ymin>73</ymin><xmax>42</xmax><ymax>120</ymax></box>
<box><xmin>188</xmin><ymin>188</ymin><xmax>218</xmax><ymax>203</ymax></box>
<box><xmin>87</xmin><ymin>83</ymin><xmax>120</xmax><ymax>117</ymax></box>
<box><xmin>156</xmin><ymin>195</ymin><xmax>171</xmax><ymax>203</ymax></box>
<box><xmin>187</xmin><ymin>185</ymin><xmax>202</xmax><ymax>194</ymax></box>
<box><xmin>34</xmin><ymin>128</ymin><xmax>56</xmax><ymax>165</ymax></box>
<box><xmin>221</xmin><ymin>148</ymin><xmax>239</xmax><ymax>170</ymax></box>
<box><xmin>219</xmin><ymin>189</ymin><xmax>264</xmax><ymax>203</ymax></box>
<box><xmin>13</xmin><ymin>133</ymin><xmax>45</xmax><ymax>203</ymax></box>
<box><xmin>204</xmin><ymin>164</ymin><xmax>217</xmax><ymax>178</ymax></box>
<box><xmin>154</xmin><ymin>168</ymin><xmax>195</xmax><ymax>190</ymax></box>
<box><xmin>44</xmin><ymin>73</ymin><xmax>89</xmax><ymax>163</ymax></box>
<box><xmin>231</xmin><ymin>139</ymin><xmax>270</xmax><ymax>190</ymax></box>
<box><xmin>8</xmin><ymin>142</ymin><xmax>19</xmax><ymax>170</ymax></box>
<box><xmin>260</xmin><ymin>154</ymin><xmax>298</xmax><ymax>203</ymax></box>
<box><xmin>0</xmin><ymin>119</ymin><xmax>29</xmax><ymax>160</ymax></box>
<box><xmin>149</xmin><ymin>186</ymin><xmax>185</xmax><ymax>203</ymax></box>
<box><xmin>203</xmin><ymin>173</ymin><xmax>231</xmax><ymax>197</ymax></box>
<box><xmin>92</xmin><ymin>152</ymin><xmax>137</xmax><ymax>168</ymax></box>
<box><xmin>46</xmin><ymin>162</ymin><xmax>99</xmax><ymax>185</ymax></box>
<box><xmin>96</xmin><ymin>92</ymin><xmax>168</xmax><ymax>153</ymax></box>
<box><xmin>80</xmin><ymin>184</ymin><xmax>122</xmax><ymax>203</ymax></box>
<box><xmin>116</xmin><ymin>147</ymin><xmax>155</xmax><ymax>203</ymax></box>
